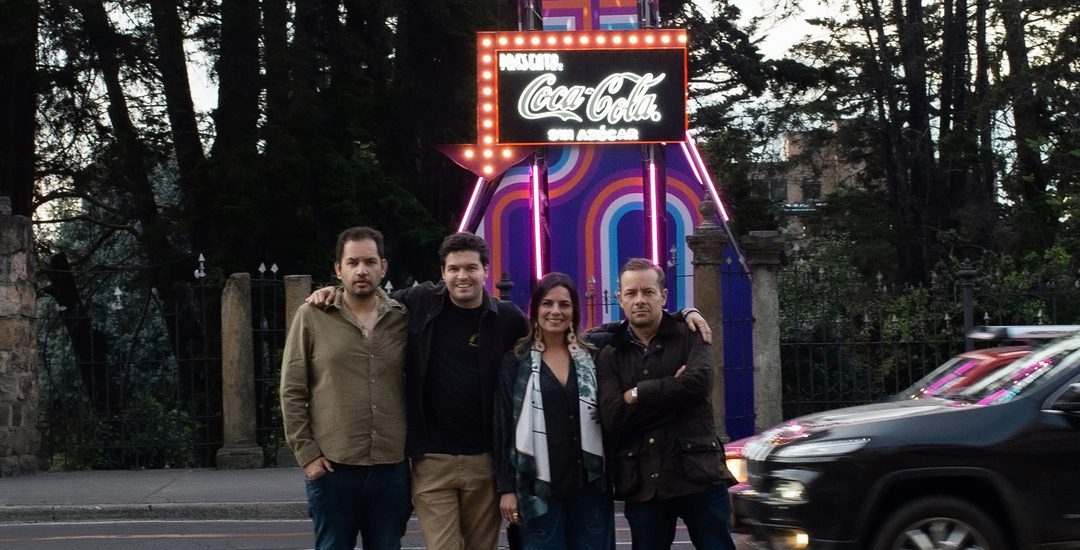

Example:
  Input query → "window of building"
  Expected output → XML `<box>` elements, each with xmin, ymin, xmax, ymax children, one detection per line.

<box><xmin>769</xmin><ymin>179</ymin><xmax>788</xmax><ymax>201</ymax></box>
<box><xmin>802</xmin><ymin>180</ymin><xmax>821</xmax><ymax>202</ymax></box>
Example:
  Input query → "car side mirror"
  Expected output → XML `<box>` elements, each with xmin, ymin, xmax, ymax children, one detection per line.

<box><xmin>1053</xmin><ymin>382</ymin><xmax>1080</xmax><ymax>413</ymax></box>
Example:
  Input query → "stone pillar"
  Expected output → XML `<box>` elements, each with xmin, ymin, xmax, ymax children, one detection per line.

<box><xmin>741</xmin><ymin>230</ymin><xmax>785</xmax><ymax>432</ymax></box>
<box><xmin>685</xmin><ymin>199</ymin><xmax>729</xmax><ymax>441</ymax></box>
<box><xmin>216</xmin><ymin>273</ymin><xmax>262</xmax><ymax>469</ymax></box>
<box><xmin>0</xmin><ymin>197</ymin><xmax>39</xmax><ymax>476</ymax></box>
<box><xmin>275</xmin><ymin>275</ymin><xmax>311</xmax><ymax>468</ymax></box>
<box><xmin>283</xmin><ymin>275</ymin><xmax>312</xmax><ymax>335</ymax></box>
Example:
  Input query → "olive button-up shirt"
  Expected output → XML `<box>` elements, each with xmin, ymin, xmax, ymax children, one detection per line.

<box><xmin>280</xmin><ymin>288</ymin><xmax>408</xmax><ymax>468</ymax></box>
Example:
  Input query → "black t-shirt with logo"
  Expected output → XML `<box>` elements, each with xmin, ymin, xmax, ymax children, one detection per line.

<box><xmin>424</xmin><ymin>298</ymin><xmax>487</xmax><ymax>454</ymax></box>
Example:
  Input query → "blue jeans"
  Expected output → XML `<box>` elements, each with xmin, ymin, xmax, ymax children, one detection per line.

<box><xmin>624</xmin><ymin>484</ymin><xmax>735</xmax><ymax>550</ymax></box>
<box><xmin>305</xmin><ymin>461</ymin><xmax>412</xmax><ymax>550</ymax></box>
<box><xmin>520</xmin><ymin>487</ymin><xmax>615</xmax><ymax>550</ymax></box>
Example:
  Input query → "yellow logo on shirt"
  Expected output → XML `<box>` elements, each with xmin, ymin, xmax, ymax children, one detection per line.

<box><xmin>468</xmin><ymin>333</ymin><xmax>479</xmax><ymax>347</ymax></box>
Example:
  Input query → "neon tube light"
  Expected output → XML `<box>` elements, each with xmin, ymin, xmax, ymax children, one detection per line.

<box><xmin>684</xmin><ymin>131</ymin><xmax>731</xmax><ymax>222</ymax></box>
<box><xmin>458</xmin><ymin>177</ymin><xmax>486</xmax><ymax>233</ymax></box>
<box><xmin>679</xmin><ymin>141</ymin><xmax>704</xmax><ymax>186</ymax></box>
<box><xmin>532</xmin><ymin>162</ymin><xmax>544</xmax><ymax>280</ymax></box>
<box><xmin>649</xmin><ymin>160</ymin><xmax>661</xmax><ymax>266</ymax></box>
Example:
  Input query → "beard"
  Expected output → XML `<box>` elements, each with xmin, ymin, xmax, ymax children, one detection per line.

<box><xmin>345</xmin><ymin>279</ymin><xmax>378</xmax><ymax>299</ymax></box>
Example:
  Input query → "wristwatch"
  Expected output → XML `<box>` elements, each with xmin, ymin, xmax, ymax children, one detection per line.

<box><xmin>630</xmin><ymin>387</ymin><xmax>639</xmax><ymax>402</ymax></box>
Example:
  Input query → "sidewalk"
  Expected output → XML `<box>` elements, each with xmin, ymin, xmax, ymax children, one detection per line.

<box><xmin>0</xmin><ymin>467</ymin><xmax>309</xmax><ymax>523</ymax></box>
<box><xmin>0</xmin><ymin>468</ymin><xmax>761</xmax><ymax>549</ymax></box>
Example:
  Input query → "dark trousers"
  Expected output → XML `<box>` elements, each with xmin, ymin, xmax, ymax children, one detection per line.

<box><xmin>305</xmin><ymin>461</ymin><xmax>412</xmax><ymax>550</ymax></box>
<box><xmin>624</xmin><ymin>484</ymin><xmax>736</xmax><ymax>550</ymax></box>
<box><xmin>519</xmin><ymin>487</ymin><xmax>615</xmax><ymax>550</ymax></box>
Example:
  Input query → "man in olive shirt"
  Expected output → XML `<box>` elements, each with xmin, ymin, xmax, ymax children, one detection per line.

<box><xmin>280</xmin><ymin>226</ymin><xmax>411</xmax><ymax>550</ymax></box>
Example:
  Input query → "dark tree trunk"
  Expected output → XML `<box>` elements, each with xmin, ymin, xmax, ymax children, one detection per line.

<box><xmin>209</xmin><ymin>0</ymin><xmax>260</xmax><ymax>269</ymax></box>
<box><xmin>1001</xmin><ymin>0</ymin><xmax>1056</xmax><ymax>250</ymax></box>
<box><xmin>42</xmin><ymin>254</ymin><xmax>115</xmax><ymax>414</ymax></box>
<box><xmin>211</xmin><ymin>0</ymin><xmax>260</xmax><ymax>162</ymax></box>
<box><xmin>939</xmin><ymin>0</ymin><xmax>973</xmax><ymax>238</ymax></box>
<box><xmin>969</xmin><ymin>0</ymin><xmax>995</xmax><ymax>243</ymax></box>
<box><xmin>0</xmin><ymin>0</ymin><xmax>38</xmax><ymax>216</ymax></box>
<box><xmin>72</xmin><ymin>0</ymin><xmax>165</xmax><ymax>244</ymax></box>
<box><xmin>71</xmin><ymin>0</ymin><xmax>207</xmax><ymax>409</ymax></box>
<box><xmin>859</xmin><ymin>0</ymin><xmax>925</xmax><ymax>284</ymax></box>
<box><xmin>262</xmin><ymin>0</ymin><xmax>290</xmax><ymax>157</ymax></box>
<box><xmin>892</xmin><ymin>0</ymin><xmax>933</xmax><ymax>282</ymax></box>
<box><xmin>292</xmin><ymin>0</ymin><xmax>325</xmax><ymax>99</ymax></box>
<box><xmin>149</xmin><ymin>0</ymin><xmax>210</xmax><ymax>252</ymax></box>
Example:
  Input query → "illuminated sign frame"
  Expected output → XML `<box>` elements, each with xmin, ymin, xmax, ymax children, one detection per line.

<box><xmin>477</xmin><ymin>29</ymin><xmax>688</xmax><ymax>151</ymax></box>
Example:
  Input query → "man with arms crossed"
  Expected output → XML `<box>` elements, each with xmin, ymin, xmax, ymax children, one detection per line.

<box><xmin>280</xmin><ymin>226</ymin><xmax>411</xmax><ymax>550</ymax></box>
<box><xmin>597</xmin><ymin>258</ymin><xmax>737</xmax><ymax>550</ymax></box>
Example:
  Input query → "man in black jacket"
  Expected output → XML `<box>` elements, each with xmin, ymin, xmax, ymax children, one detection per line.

<box><xmin>597</xmin><ymin>258</ymin><xmax>736</xmax><ymax>550</ymax></box>
<box><xmin>400</xmin><ymin>233</ymin><xmax>527</xmax><ymax>550</ymax></box>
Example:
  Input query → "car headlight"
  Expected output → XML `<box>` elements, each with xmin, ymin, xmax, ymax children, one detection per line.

<box><xmin>726</xmin><ymin>456</ymin><xmax>748</xmax><ymax>484</ymax></box>
<box><xmin>772</xmin><ymin>438</ymin><xmax>870</xmax><ymax>458</ymax></box>
<box><xmin>773</xmin><ymin>480</ymin><xmax>807</xmax><ymax>501</ymax></box>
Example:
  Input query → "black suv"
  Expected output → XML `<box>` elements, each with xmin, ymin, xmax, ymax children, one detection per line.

<box><xmin>733</xmin><ymin>332</ymin><xmax>1080</xmax><ymax>550</ymax></box>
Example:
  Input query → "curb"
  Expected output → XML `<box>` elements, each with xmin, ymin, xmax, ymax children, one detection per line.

<box><xmin>0</xmin><ymin>502</ymin><xmax>309</xmax><ymax>523</ymax></box>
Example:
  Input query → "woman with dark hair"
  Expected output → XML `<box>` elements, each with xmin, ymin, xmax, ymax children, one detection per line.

<box><xmin>494</xmin><ymin>272</ymin><xmax>614</xmax><ymax>549</ymax></box>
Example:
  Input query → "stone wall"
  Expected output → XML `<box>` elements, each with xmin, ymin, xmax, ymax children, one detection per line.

<box><xmin>0</xmin><ymin>197</ymin><xmax>39</xmax><ymax>476</ymax></box>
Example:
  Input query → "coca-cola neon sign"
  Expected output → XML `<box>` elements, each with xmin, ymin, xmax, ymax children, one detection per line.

<box><xmin>478</xmin><ymin>30</ymin><xmax>688</xmax><ymax>146</ymax></box>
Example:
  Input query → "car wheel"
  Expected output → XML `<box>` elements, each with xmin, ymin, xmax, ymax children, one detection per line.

<box><xmin>872</xmin><ymin>496</ymin><xmax>1008</xmax><ymax>550</ymax></box>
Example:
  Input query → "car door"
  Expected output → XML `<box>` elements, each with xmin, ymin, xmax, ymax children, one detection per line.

<box><xmin>1031</xmin><ymin>375</ymin><xmax>1080</xmax><ymax>544</ymax></box>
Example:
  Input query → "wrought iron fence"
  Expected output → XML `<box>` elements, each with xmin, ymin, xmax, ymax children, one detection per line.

<box><xmin>36</xmin><ymin>280</ymin><xmax>222</xmax><ymax>469</ymax></box>
<box><xmin>780</xmin><ymin>262</ymin><xmax>1080</xmax><ymax>419</ymax></box>
<box><xmin>251</xmin><ymin>265</ymin><xmax>287</xmax><ymax>465</ymax></box>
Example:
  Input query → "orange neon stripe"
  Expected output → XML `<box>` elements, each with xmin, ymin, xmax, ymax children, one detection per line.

<box><xmin>583</xmin><ymin>177</ymin><xmax>640</xmax><ymax>300</ymax></box>
<box><xmin>550</xmin><ymin>146</ymin><xmax>596</xmax><ymax>200</ymax></box>
<box><xmin>489</xmin><ymin>187</ymin><xmax>530</xmax><ymax>287</ymax></box>
<box><xmin>582</xmin><ymin>174</ymin><xmax>703</xmax><ymax>300</ymax></box>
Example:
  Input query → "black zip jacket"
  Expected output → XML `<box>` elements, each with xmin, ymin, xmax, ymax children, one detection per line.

<box><xmin>391</xmin><ymin>281</ymin><xmax>528</xmax><ymax>459</ymax></box>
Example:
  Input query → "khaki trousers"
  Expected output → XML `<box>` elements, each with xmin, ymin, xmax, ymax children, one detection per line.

<box><xmin>411</xmin><ymin>453</ymin><xmax>500</xmax><ymax>550</ymax></box>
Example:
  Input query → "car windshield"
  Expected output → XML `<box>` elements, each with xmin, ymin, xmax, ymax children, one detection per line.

<box><xmin>897</xmin><ymin>356</ymin><xmax>983</xmax><ymax>400</ymax></box>
<box><xmin>894</xmin><ymin>356</ymin><xmax>989</xmax><ymax>399</ymax></box>
<box><xmin>940</xmin><ymin>337</ymin><xmax>1080</xmax><ymax>405</ymax></box>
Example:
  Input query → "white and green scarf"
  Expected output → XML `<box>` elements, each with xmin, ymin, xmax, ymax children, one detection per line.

<box><xmin>511</xmin><ymin>345</ymin><xmax>605</xmax><ymax>522</ymax></box>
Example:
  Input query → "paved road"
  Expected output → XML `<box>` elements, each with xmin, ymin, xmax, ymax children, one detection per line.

<box><xmin>0</xmin><ymin>517</ymin><xmax>760</xmax><ymax>549</ymax></box>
